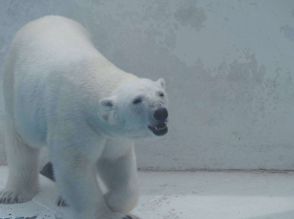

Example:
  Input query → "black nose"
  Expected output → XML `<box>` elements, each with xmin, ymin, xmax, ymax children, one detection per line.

<box><xmin>153</xmin><ymin>107</ymin><xmax>168</xmax><ymax>121</ymax></box>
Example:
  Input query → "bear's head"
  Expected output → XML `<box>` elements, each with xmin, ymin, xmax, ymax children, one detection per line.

<box><xmin>99</xmin><ymin>78</ymin><xmax>168</xmax><ymax>138</ymax></box>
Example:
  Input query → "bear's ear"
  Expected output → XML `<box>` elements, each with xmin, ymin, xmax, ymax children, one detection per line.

<box><xmin>100</xmin><ymin>97</ymin><xmax>116</xmax><ymax>111</ymax></box>
<box><xmin>157</xmin><ymin>78</ymin><xmax>166</xmax><ymax>89</ymax></box>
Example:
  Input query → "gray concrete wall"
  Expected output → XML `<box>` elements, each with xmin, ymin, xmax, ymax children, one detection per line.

<box><xmin>0</xmin><ymin>0</ymin><xmax>294</xmax><ymax>170</ymax></box>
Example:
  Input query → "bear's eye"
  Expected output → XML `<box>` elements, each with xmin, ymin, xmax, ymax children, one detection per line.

<box><xmin>158</xmin><ymin>91</ymin><xmax>165</xmax><ymax>97</ymax></box>
<box><xmin>132</xmin><ymin>96</ymin><xmax>143</xmax><ymax>104</ymax></box>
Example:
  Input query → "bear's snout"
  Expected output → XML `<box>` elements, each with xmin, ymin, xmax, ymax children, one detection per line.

<box><xmin>153</xmin><ymin>107</ymin><xmax>168</xmax><ymax>122</ymax></box>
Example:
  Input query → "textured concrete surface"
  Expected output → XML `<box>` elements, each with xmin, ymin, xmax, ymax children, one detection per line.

<box><xmin>1</xmin><ymin>166</ymin><xmax>294</xmax><ymax>219</ymax></box>
<box><xmin>1</xmin><ymin>1</ymin><xmax>294</xmax><ymax>170</ymax></box>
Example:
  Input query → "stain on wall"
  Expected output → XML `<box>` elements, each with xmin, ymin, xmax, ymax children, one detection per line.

<box><xmin>281</xmin><ymin>25</ymin><xmax>294</xmax><ymax>42</ymax></box>
<box><xmin>174</xmin><ymin>2</ymin><xmax>206</xmax><ymax>30</ymax></box>
<box><xmin>0</xmin><ymin>0</ymin><xmax>294</xmax><ymax>170</ymax></box>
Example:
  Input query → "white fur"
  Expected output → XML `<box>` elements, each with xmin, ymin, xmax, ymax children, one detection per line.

<box><xmin>0</xmin><ymin>16</ymin><xmax>168</xmax><ymax>219</ymax></box>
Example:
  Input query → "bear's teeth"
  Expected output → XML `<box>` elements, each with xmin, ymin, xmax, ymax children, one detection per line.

<box><xmin>155</xmin><ymin>124</ymin><xmax>166</xmax><ymax>130</ymax></box>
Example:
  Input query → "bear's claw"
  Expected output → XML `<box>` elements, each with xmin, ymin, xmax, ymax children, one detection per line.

<box><xmin>0</xmin><ymin>189</ymin><xmax>32</xmax><ymax>204</ymax></box>
<box><xmin>0</xmin><ymin>190</ymin><xmax>18</xmax><ymax>204</ymax></box>
<box><xmin>57</xmin><ymin>196</ymin><xmax>68</xmax><ymax>207</ymax></box>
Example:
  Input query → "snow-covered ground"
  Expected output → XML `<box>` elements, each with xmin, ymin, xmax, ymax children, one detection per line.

<box><xmin>1</xmin><ymin>166</ymin><xmax>294</xmax><ymax>219</ymax></box>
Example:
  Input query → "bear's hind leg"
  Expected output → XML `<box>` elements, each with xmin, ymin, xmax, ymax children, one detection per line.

<box><xmin>0</xmin><ymin>118</ymin><xmax>40</xmax><ymax>204</ymax></box>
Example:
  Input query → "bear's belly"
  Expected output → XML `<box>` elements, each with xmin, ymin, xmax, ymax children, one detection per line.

<box><xmin>14</xmin><ymin>77</ymin><xmax>48</xmax><ymax>148</ymax></box>
<box><xmin>14</xmin><ymin>104</ymin><xmax>47</xmax><ymax>148</ymax></box>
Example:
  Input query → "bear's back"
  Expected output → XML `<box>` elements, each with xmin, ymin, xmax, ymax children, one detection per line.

<box><xmin>3</xmin><ymin>16</ymin><xmax>136</xmax><ymax>148</ymax></box>
<box><xmin>12</xmin><ymin>16</ymin><xmax>99</xmax><ymax>67</ymax></box>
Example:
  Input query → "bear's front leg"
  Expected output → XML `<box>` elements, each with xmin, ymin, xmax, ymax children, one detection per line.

<box><xmin>98</xmin><ymin>139</ymin><xmax>139</xmax><ymax>214</ymax></box>
<box><xmin>0</xmin><ymin>118</ymin><xmax>40</xmax><ymax>204</ymax></box>
<box><xmin>48</xmin><ymin>128</ymin><xmax>126</xmax><ymax>219</ymax></box>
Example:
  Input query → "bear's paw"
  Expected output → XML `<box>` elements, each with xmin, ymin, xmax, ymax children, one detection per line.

<box><xmin>0</xmin><ymin>188</ymin><xmax>35</xmax><ymax>204</ymax></box>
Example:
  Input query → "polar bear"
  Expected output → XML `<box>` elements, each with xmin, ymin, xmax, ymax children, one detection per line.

<box><xmin>0</xmin><ymin>16</ymin><xmax>168</xmax><ymax>219</ymax></box>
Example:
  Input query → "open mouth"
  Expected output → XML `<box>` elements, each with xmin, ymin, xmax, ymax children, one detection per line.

<box><xmin>148</xmin><ymin>122</ymin><xmax>168</xmax><ymax>136</ymax></box>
